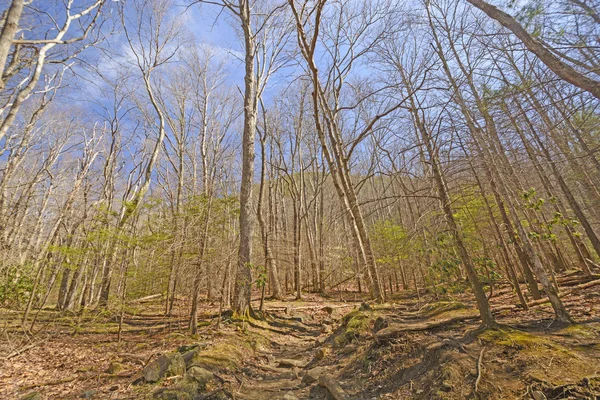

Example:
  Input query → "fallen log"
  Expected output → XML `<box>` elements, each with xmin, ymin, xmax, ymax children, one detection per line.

<box><xmin>585</xmin><ymin>258</ymin><xmax>600</xmax><ymax>271</ymax></box>
<box><xmin>319</xmin><ymin>374</ymin><xmax>348</xmax><ymax>400</ymax></box>
<box><xmin>129</xmin><ymin>294</ymin><xmax>162</xmax><ymax>304</ymax></box>
<box><xmin>375</xmin><ymin>311</ymin><xmax>480</xmax><ymax>340</ymax></box>
<box><xmin>557</xmin><ymin>275</ymin><xmax>600</xmax><ymax>287</ymax></box>
<box><xmin>265</xmin><ymin>304</ymin><xmax>352</xmax><ymax>312</ymax></box>
<box><xmin>525</xmin><ymin>279</ymin><xmax>600</xmax><ymax>308</ymax></box>
<box><xmin>575</xmin><ymin>278</ymin><xmax>600</xmax><ymax>290</ymax></box>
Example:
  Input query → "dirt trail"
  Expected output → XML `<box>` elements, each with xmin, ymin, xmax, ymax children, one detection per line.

<box><xmin>232</xmin><ymin>302</ymin><xmax>353</xmax><ymax>400</ymax></box>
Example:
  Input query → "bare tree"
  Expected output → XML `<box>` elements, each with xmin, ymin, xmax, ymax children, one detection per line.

<box><xmin>98</xmin><ymin>0</ymin><xmax>184</xmax><ymax>307</ymax></box>
<box><xmin>466</xmin><ymin>0</ymin><xmax>600</xmax><ymax>99</ymax></box>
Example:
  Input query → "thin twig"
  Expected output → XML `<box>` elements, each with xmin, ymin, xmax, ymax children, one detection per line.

<box><xmin>475</xmin><ymin>347</ymin><xmax>486</xmax><ymax>394</ymax></box>
<box><xmin>2</xmin><ymin>342</ymin><xmax>38</xmax><ymax>360</ymax></box>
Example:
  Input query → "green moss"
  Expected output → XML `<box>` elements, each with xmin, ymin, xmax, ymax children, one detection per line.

<box><xmin>191</xmin><ymin>330</ymin><xmax>270</xmax><ymax>371</ymax></box>
<box><xmin>106</xmin><ymin>362</ymin><xmax>124</xmax><ymax>374</ymax></box>
<box><xmin>558</xmin><ymin>324</ymin><xmax>598</xmax><ymax>340</ymax></box>
<box><xmin>479</xmin><ymin>329</ymin><xmax>575</xmax><ymax>357</ymax></box>
<box><xmin>335</xmin><ymin>311</ymin><xmax>370</xmax><ymax>347</ymax></box>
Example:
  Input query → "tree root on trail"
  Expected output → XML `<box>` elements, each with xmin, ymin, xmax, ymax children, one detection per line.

<box><xmin>375</xmin><ymin>312</ymin><xmax>480</xmax><ymax>340</ymax></box>
<box><xmin>319</xmin><ymin>374</ymin><xmax>348</xmax><ymax>400</ymax></box>
<box><xmin>230</xmin><ymin>317</ymin><xmax>306</xmax><ymax>338</ymax></box>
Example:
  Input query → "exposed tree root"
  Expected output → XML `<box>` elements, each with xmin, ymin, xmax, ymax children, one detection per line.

<box><xmin>375</xmin><ymin>312</ymin><xmax>480</xmax><ymax>340</ymax></box>
<box><xmin>319</xmin><ymin>374</ymin><xmax>348</xmax><ymax>400</ymax></box>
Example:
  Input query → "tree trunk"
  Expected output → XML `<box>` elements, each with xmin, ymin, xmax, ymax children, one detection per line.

<box><xmin>232</xmin><ymin>0</ymin><xmax>257</xmax><ymax>317</ymax></box>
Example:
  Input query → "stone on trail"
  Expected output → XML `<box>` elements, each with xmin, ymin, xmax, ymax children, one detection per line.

<box><xmin>181</xmin><ymin>348</ymin><xmax>198</xmax><ymax>366</ymax></box>
<box><xmin>315</xmin><ymin>347</ymin><xmax>328</xmax><ymax>360</ymax></box>
<box><xmin>177</xmin><ymin>344</ymin><xmax>199</xmax><ymax>353</ymax></box>
<box><xmin>283</xmin><ymin>392</ymin><xmax>299</xmax><ymax>400</ymax></box>
<box><xmin>532</xmin><ymin>391</ymin><xmax>547</xmax><ymax>400</ymax></box>
<box><xmin>278</xmin><ymin>358</ymin><xmax>307</xmax><ymax>368</ymax></box>
<box><xmin>185</xmin><ymin>366</ymin><xmax>214</xmax><ymax>389</ymax></box>
<box><xmin>373</xmin><ymin>316</ymin><xmax>388</xmax><ymax>333</ymax></box>
<box><xmin>143</xmin><ymin>352</ymin><xmax>186</xmax><ymax>383</ymax></box>
<box><xmin>302</xmin><ymin>366</ymin><xmax>328</xmax><ymax>385</ymax></box>
<box><xmin>318</xmin><ymin>374</ymin><xmax>348</xmax><ymax>400</ymax></box>
<box><xmin>80</xmin><ymin>389</ymin><xmax>96</xmax><ymax>398</ymax></box>
<box><xmin>106</xmin><ymin>361</ymin><xmax>123</xmax><ymax>374</ymax></box>
<box><xmin>320</xmin><ymin>324</ymin><xmax>333</xmax><ymax>334</ymax></box>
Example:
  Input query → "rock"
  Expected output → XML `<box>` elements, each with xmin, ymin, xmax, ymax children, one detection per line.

<box><xmin>440</xmin><ymin>380</ymin><xmax>452</xmax><ymax>392</ymax></box>
<box><xmin>359</xmin><ymin>302</ymin><xmax>371</xmax><ymax>311</ymax></box>
<box><xmin>143</xmin><ymin>352</ymin><xmax>186</xmax><ymax>383</ymax></box>
<box><xmin>185</xmin><ymin>366</ymin><xmax>214</xmax><ymax>389</ymax></box>
<box><xmin>106</xmin><ymin>362</ymin><xmax>123</xmax><ymax>374</ymax></box>
<box><xmin>373</xmin><ymin>317</ymin><xmax>388</xmax><ymax>333</ymax></box>
<box><xmin>322</xmin><ymin>306</ymin><xmax>334</xmax><ymax>315</ymax></box>
<box><xmin>283</xmin><ymin>392</ymin><xmax>299</xmax><ymax>400</ymax></box>
<box><xmin>318</xmin><ymin>374</ymin><xmax>349</xmax><ymax>400</ymax></box>
<box><xmin>278</xmin><ymin>358</ymin><xmax>307</xmax><ymax>368</ymax></box>
<box><xmin>531</xmin><ymin>391</ymin><xmax>547</xmax><ymax>400</ymax></box>
<box><xmin>20</xmin><ymin>393</ymin><xmax>41</xmax><ymax>400</ymax></box>
<box><xmin>330</xmin><ymin>312</ymin><xmax>342</xmax><ymax>322</ymax></box>
<box><xmin>182</xmin><ymin>349</ymin><xmax>199</xmax><ymax>366</ymax></box>
<box><xmin>321</xmin><ymin>324</ymin><xmax>333</xmax><ymax>334</ymax></box>
<box><xmin>302</xmin><ymin>366</ymin><xmax>327</xmax><ymax>384</ymax></box>
<box><xmin>469</xmin><ymin>368</ymin><xmax>478</xmax><ymax>377</ymax></box>
<box><xmin>177</xmin><ymin>344</ymin><xmax>199</xmax><ymax>353</ymax></box>
<box><xmin>315</xmin><ymin>348</ymin><xmax>328</xmax><ymax>360</ymax></box>
<box><xmin>180</xmin><ymin>343</ymin><xmax>209</xmax><ymax>366</ymax></box>
<box><xmin>80</xmin><ymin>390</ymin><xmax>96</xmax><ymax>399</ymax></box>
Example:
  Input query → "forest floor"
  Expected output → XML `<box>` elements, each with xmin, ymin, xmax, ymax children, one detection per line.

<box><xmin>2</xmin><ymin>272</ymin><xmax>600</xmax><ymax>400</ymax></box>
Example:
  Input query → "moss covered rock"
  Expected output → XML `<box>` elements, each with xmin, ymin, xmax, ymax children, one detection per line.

<box><xmin>185</xmin><ymin>366</ymin><xmax>214</xmax><ymax>389</ymax></box>
<box><xmin>143</xmin><ymin>352</ymin><xmax>186</xmax><ymax>383</ymax></box>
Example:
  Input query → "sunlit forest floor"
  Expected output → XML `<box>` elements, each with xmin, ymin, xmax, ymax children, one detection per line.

<box><xmin>2</xmin><ymin>272</ymin><xmax>600</xmax><ymax>399</ymax></box>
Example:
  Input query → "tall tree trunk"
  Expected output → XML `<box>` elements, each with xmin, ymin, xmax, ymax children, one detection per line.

<box><xmin>0</xmin><ymin>0</ymin><xmax>24</xmax><ymax>90</ymax></box>
<box><xmin>232</xmin><ymin>0</ymin><xmax>257</xmax><ymax>316</ymax></box>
